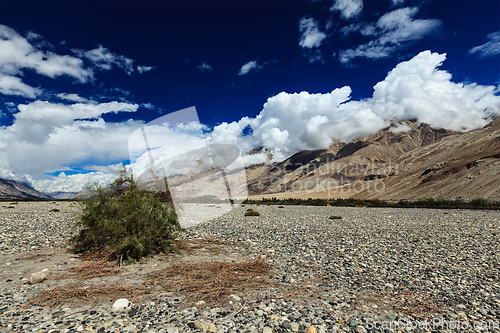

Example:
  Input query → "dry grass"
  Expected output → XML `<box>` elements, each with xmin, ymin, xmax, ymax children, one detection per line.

<box><xmin>146</xmin><ymin>258</ymin><xmax>271</xmax><ymax>303</ymax></box>
<box><xmin>26</xmin><ymin>257</ymin><xmax>271</xmax><ymax>309</ymax></box>
<box><xmin>22</xmin><ymin>283</ymin><xmax>148</xmax><ymax>310</ymax></box>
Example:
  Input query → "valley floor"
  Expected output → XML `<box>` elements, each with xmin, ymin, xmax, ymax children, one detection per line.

<box><xmin>0</xmin><ymin>202</ymin><xmax>499</xmax><ymax>332</ymax></box>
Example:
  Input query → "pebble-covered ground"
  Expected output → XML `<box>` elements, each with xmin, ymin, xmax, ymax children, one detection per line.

<box><xmin>1</xmin><ymin>202</ymin><xmax>500</xmax><ymax>333</ymax></box>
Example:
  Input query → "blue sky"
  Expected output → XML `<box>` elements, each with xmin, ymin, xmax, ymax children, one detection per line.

<box><xmin>0</xmin><ymin>0</ymin><xmax>499</xmax><ymax>193</ymax></box>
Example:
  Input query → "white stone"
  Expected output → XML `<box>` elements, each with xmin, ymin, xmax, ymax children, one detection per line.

<box><xmin>29</xmin><ymin>269</ymin><xmax>50</xmax><ymax>285</ymax></box>
<box><xmin>112</xmin><ymin>298</ymin><xmax>130</xmax><ymax>311</ymax></box>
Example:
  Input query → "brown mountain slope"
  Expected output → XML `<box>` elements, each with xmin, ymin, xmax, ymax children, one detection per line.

<box><xmin>246</xmin><ymin>121</ymin><xmax>457</xmax><ymax>196</ymax></box>
<box><xmin>0</xmin><ymin>178</ymin><xmax>51</xmax><ymax>199</ymax></box>
<box><xmin>353</xmin><ymin>118</ymin><xmax>500</xmax><ymax>200</ymax></box>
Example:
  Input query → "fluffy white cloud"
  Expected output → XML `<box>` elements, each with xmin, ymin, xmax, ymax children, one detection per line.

<box><xmin>0</xmin><ymin>101</ymin><xmax>140</xmax><ymax>187</ymax></box>
<box><xmin>299</xmin><ymin>17</ymin><xmax>327</xmax><ymax>49</ymax></box>
<box><xmin>338</xmin><ymin>7</ymin><xmax>442</xmax><ymax>64</ymax></box>
<box><xmin>238</xmin><ymin>61</ymin><xmax>259</xmax><ymax>75</ymax></box>
<box><xmin>78</xmin><ymin>45</ymin><xmax>135</xmax><ymax>74</ymax></box>
<box><xmin>469</xmin><ymin>31</ymin><xmax>500</xmax><ymax>58</ymax></box>
<box><xmin>0</xmin><ymin>25</ymin><xmax>92</xmax><ymax>98</ymax></box>
<box><xmin>0</xmin><ymin>25</ymin><xmax>91</xmax><ymax>81</ymax></box>
<box><xmin>0</xmin><ymin>75</ymin><xmax>42</xmax><ymax>98</ymax></box>
<box><xmin>141</xmin><ymin>102</ymin><xmax>155</xmax><ymax>110</ymax></box>
<box><xmin>57</xmin><ymin>93</ymin><xmax>89</xmax><ymax>103</ymax></box>
<box><xmin>137</xmin><ymin>65</ymin><xmax>154</xmax><ymax>73</ymax></box>
<box><xmin>32</xmin><ymin>171</ymin><xmax>119</xmax><ymax>193</ymax></box>
<box><xmin>197</xmin><ymin>62</ymin><xmax>213</xmax><ymax>72</ymax></box>
<box><xmin>331</xmin><ymin>0</ymin><xmax>363</xmax><ymax>20</ymax></box>
<box><xmin>210</xmin><ymin>51</ymin><xmax>500</xmax><ymax>164</ymax></box>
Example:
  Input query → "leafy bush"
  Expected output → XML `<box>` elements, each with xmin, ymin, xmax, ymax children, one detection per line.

<box><xmin>329</xmin><ymin>215</ymin><xmax>342</xmax><ymax>220</ymax></box>
<box><xmin>244</xmin><ymin>210</ymin><xmax>260</xmax><ymax>216</ymax></box>
<box><xmin>70</xmin><ymin>170</ymin><xmax>182</xmax><ymax>261</ymax></box>
<box><xmin>49</xmin><ymin>208</ymin><xmax>60</xmax><ymax>212</ymax></box>
<box><xmin>470</xmin><ymin>197</ymin><xmax>490</xmax><ymax>206</ymax></box>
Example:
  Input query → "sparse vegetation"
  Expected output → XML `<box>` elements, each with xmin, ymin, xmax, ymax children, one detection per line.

<box><xmin>243</xmin><ymin>197</ymin><xmax>500</xmax><ymax>210</ymax></box>
<box><xmin>70</xmin><ymin>169</ymin><xmax>183</xmax><ymax>261</ymax></box>
<box><xmin>49</xmin><ymin>208</ymin><xmax>60</xmax><ymax>212</ymax></box>
<box><xmin>244</xmin><ymin>210</ymin><xmax>261</xmax><ymax>217</ymax></box>
<box><xmin>329</xmin><ymin>215</ymin><xmax>342</xmax><ymax>220</ymax></box>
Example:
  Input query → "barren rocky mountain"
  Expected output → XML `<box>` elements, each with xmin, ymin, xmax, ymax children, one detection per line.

<box><xmin>0</xmin><ymin>178</ymin><xmax>51</xmax><ymax>199</ymax></box>
<box><xmin>245</xmin><ymin>120</ymin><xmax>457</xmax><ymax>197</ymax></box>
<box><xmin>354</xmin><ymin>117</ymin><xmax>500</xmax><ymax>201</ymax></box>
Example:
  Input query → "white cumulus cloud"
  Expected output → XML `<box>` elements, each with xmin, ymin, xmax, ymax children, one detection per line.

<box><xmin>331</xmin><ymin>0</ymin><xmax>363</xmax><ymax>20</ymax></box>
<box><xmin>299</xmin><ymin>17</ymin><xmax>327</xmax><ymax>49</ymax></box>
<box><xmin>210</xmin><ymin>50</ymin><xmax>500</xmax><ymax>165</ymax></box>
<box><xmin>0</xmin><ymin>25</ymin><xmax>92</xmax><ymax>98</ymax></box>
<box><xmin>0</xmin><ymin>100</ymin><xmax>140</xmax><ymax>187</ymax></box>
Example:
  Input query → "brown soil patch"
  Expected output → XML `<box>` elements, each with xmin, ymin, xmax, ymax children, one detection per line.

<box><xmin>3</xmin><ymin>239</ymin><xmax>273</xmax><ymax>314</ymax></box>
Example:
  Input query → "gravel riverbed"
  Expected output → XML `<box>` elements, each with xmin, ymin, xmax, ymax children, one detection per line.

<box><xmin>0</xmin><ymin>202</ymin><xmax>500</xmax><ymax>333</ymax></box>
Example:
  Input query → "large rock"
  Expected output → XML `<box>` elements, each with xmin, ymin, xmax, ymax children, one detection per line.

<box><xmin>29</xmin><ymin>269</ymin><xmax>50</xmax><ymax>285</ymax></box>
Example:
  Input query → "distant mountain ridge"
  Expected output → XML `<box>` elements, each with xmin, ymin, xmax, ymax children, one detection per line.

<box><xmin>353</xmin><ymin>117</ymin><xmax>500</xmax><ymax>200</ymax></box>
<box><xmin>245</xmin><ymin>120</ymin><xmax>458</xmax><ymax>196</ymax></box>
<box><xmin>0</xmin><ymin>178</ymin><xmax>51</xmax><ymax>199</ymax></box>
<box><xmin>2</xmin><ymin>119</ymin><xmax>497</xmax><ymax>201</ymax></box>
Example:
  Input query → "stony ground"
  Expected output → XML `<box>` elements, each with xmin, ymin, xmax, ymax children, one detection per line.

<box><xmin>0</xmin><ymin>201</ymin><xmax>499</xmax><ymax>332</ymax></box>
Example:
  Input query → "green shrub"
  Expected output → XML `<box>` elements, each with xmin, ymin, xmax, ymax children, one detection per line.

<box><xmin>329</xmin><ymin>215</ymin><xmax>342</xmax><ymax>220</ymax></box>
<box><xmin>70</xmin><ymin>169</ymin><xmax>182</xmax><ymax>261</ymax></box>
<box><xmin>49</xmin><ymin>208</ymin><xmax>60</xmax><ymax>212</ymax></box>
<box><xmin>278</xmin><ymin>206</ymin><xmax>284</xmax><ymax>208</ymax></box>
<box><xmin>470</xmin><ymin>197</ymin><xmax>490</xmax><ymax>206</ymax></box>
<box><xmin>244</xmin><ymin>210</ymin><xmax>260</xmax><ymax>216</ymax></box>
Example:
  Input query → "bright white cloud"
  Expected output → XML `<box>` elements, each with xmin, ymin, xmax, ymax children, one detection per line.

<box><xmin>0</xmin><ymin>75</ymin><xmax>42</xmax><ymax>98</ymax></box>
<box><xmin>57</xmin><ymin>93</ymin><xmax>89</xmax><ymax>103</ymax></box>
<box><xmin>137</xmin><ymin>65</ymin><xmax>154</xmax><ymax>73</ymax></box>
<box><xmin>238</xmin><ymin>61</ymin><xmax>259</xmax><ymax>76</ymax></box>
<box><xmin>331</xmin><ymin>0</ymin><xmax>363</xmax><ymax>20</ymax></box>
<box><xmin>0</xmin><ymin>100</ymin><xmax>140</xmax><ymax>187</ymax></box>
<box><xmin>197</xmin><ymin>62</ymin><xmax>213</xmax><ymax>72</ymax></box>
<box><xmin>338</xmin><ymin>7</ymin><xmax>442</xmax><ymax>64</ymax></box>
<box><xmin>469</xmin><ymin>31</ymin><xmax>500</xmax><ymax>58</ymax></box>
<box><xmin>32</xmin><ymin>171</ymin><xmax>119</xmax><ymax>193</ymax></box>
<box><xmin>0</xmin><ymin>25</ymin><xmax>92</xmax><ymax>98</ymax></box>
<box><xmin>0</xmin><ymin>25</ymin><xmax>91</xmax><ymax>81</ymax></box>
<box><xmin>78</xmin><ymin>45</ymin><xmax>135</xmax><ymax>74</ymax></box>
<box><xmin>141</xmin><ymin>102</ymin><xmax>155</xmax><ymax>110</ymax></box>
<box><xmin>299</xmin><ymin>17</ymin><xmax>327</xmax><ymax>49</ymax></box>
<box><xmin>210</xmin><ymin>51</ymin><xmax>500</xmax><ymax>164</ymax></box>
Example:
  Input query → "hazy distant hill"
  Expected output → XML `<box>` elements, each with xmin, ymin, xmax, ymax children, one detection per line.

<box><xmin>45</xmin><ymin>191</ymin><xmax>79</xmax><ymax>200</ymax></box>
<box><xmin>0</xmin><ymin>178</ymin><xmax>51</xmax><ymax>199</ymax></box>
